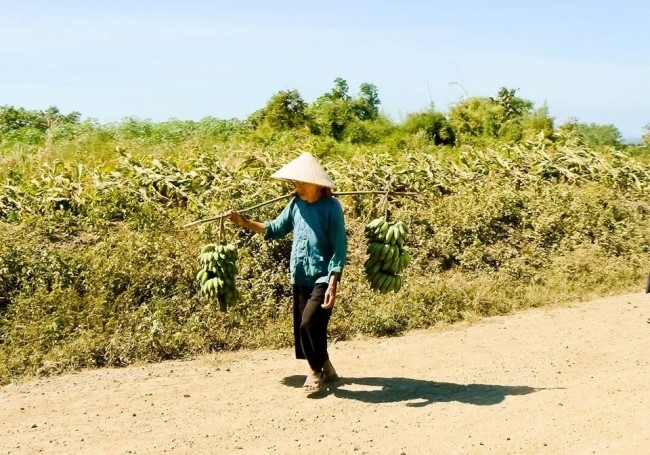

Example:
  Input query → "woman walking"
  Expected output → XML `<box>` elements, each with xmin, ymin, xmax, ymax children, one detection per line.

<box><xmin>227</xmin><ymin>152</ymin><xmax>347</xmax><ymax>393</ymax></box>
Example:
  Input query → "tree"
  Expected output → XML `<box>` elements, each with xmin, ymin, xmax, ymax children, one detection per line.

<box><xmin>519</xmin><ymin>104</ymin><xmax>555</xmax><ymax>139</ymax></box>
<box><xmin>247</xmin><ymin>90</ymin><xmax>308</xmax><ymax>130</ymax></box>
<box><xmin>448</xmin><ymin>97</ymin><xmax>503</xmax><ymax>139</ymax></box>
<box><xmin>490</xmin><ymin>87</ymin><xmax>533</xmax><ymax>121</ymax></box>
<box><xmin>0</xmin><ymin>105</ymin><xmax>82</xmax><ymax>147</ymax></box>
<box><xmin>641</xmin><ymin>123</ymin><xmax>650</xmax><ymax>147</ymax></box>
<box><xmin>448</xmin><ymin>88</ymin><xmax>539</xmax><ymax>144</ymax></box>
<box><xmin>354</xmin><ymin>83</ymin><xmax>381</xmax><ymax>121</ymax></box>
<box><xmin>307</xmin><ymin>96</ymin><xmax>352</xmax><ymax>140</ymax></box>
<box><xmin>330</xmin><ymin>77</ymin><xmax>350</xmax><ymax>101</ymax></box>
<box><xmin>575</xmin><ymin>122</ymin><xmax>623</xmax><ymax>148</ymax></box>
<box><xmin>402</xmin><ymin>109</ymin><xmax>455</xmax><ymax>145</ymax></box>
<box><xmin>0</xmin><ymin>105</ymin><xmax>81</xmax><ymax>135</ymax></box>
<box><xmin>308</xmin><ymin>78</ymin><xmax>381</xmax><ymax>141</ymax></box>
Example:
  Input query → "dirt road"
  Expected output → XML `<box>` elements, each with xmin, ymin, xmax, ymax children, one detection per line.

<box><xmin>2</xmin><ymin>292</ymin><xmax>649</xmax><ymax>454</ymax></box>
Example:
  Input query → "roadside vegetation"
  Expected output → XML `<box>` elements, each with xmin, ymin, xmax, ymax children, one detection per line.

<box><xmin>1</xmin><ymin>79</ymin><xmax>649</xmax><ymax>384</ymax></box>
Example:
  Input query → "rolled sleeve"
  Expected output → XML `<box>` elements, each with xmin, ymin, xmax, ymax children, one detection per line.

<box><xmin>264</xmin><ymin>198</ymin><xmax>295</xmax><ymax>240</ymax></box>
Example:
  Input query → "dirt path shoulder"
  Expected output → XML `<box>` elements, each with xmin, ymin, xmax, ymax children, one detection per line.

<box><xmin>2</xmin><ymin>292</ymin><xmax>649</xmax><ymax>454</ymax></box>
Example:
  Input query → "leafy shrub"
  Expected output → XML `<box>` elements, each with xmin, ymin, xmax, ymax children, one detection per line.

<box><xmin>401</xmin><ymin>110</ymin><xmax>455</xmax><ymax>145</ymax></box>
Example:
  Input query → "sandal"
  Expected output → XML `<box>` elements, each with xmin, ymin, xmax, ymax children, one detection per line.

<box><xmin>303</xmin><ymin>372</ymin><xmax>324</xmax><ymax>394</ymax></box>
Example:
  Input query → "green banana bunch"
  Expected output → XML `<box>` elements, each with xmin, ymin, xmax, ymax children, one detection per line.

<box><xmin>364</xmin><ymin>217</ymin><xmax>411</xmax><ymax>294</ymax></box>
<box><xmin>366</xmin><ymin>217</ymin><xmax>409</xmax><ymax>246</ymax></box>
<box><xmin>197</xmin><ymin>243</ymin><xmax>240</xmax><ymax>311</ymax></box>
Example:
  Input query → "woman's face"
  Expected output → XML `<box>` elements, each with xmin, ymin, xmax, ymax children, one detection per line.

<box><xmin>292</xmin><ymin>181</ymin><xmax>322</xmax><ymax>202</ymax></box>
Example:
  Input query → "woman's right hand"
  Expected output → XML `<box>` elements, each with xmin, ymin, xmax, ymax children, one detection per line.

<box><xmin>226</xmin><ymin>210</ymin><xmax>266</xmax><ymax>234</ymax></box>
<box><xmin>227</xmin><ymin>210</ymin><xmax>247</xmax><ymax>227</ymax></box>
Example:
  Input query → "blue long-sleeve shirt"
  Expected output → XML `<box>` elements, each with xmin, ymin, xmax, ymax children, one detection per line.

<box><xmin>264</xmin><ymin>196</ymin><xmax>347</xmax><ymax>286</ymax></box>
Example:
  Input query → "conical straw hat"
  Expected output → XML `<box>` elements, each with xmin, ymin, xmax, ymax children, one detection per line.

<box><xmin>270</xmin><ymin>152</ymin><xmax>336</xmax><ymax>189</ymax></box>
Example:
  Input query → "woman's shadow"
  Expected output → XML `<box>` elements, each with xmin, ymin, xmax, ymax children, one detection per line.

<box><xmin>281</xmin><ymin>375</ymin><xmax>547</xmax><ymax>407</ymax></box>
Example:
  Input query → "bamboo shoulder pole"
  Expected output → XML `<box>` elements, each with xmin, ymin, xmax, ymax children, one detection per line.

<box><xmin>181</xmin><ymin>190</ymin><xmax>418</xmax><ymax>229</ymax></box>
<box><xmin>336</xmin><ymin>190</ymin><xmax>418</xmax><ymax>197</ymax></box>
<box><xmin>181</xmin><ymin>193</ymin><xmax>294</xmax><ymax>229</ymax></box>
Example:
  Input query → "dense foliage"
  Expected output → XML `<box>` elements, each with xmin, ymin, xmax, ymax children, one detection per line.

<box><xmin>1</xmin><ymin>80</ymin><xmax>649</xmax><ymax>384</ymax></box>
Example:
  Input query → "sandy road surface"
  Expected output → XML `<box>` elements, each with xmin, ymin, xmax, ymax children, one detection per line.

<box><xmin>1</xmin><ymin>292</ymin><xmax>649</xmax><ymax>454</ymax></box>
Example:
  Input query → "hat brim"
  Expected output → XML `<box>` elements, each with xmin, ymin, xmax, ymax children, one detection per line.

<box><xmin>270</xmin><ymin>152</ymin><xmax>337</xmax><ymax>189</ymax></box>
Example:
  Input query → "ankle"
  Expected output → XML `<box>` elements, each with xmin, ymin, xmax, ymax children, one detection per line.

<box><xmin>323</xmin><ymin>361</ymin><xmax>336</xmax><ymax>375</ymax></box>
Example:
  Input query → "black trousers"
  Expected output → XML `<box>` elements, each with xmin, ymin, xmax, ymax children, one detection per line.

<box><xmin>293</xmin><ymin>283</ymin><xmax>332</xmax><ymax>372</ymax></box>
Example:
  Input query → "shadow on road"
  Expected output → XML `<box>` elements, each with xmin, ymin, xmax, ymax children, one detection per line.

<box><xmin>281</xmin><ymin>375</ymin><xmax>548</xmax><ymax>406</ymax></box>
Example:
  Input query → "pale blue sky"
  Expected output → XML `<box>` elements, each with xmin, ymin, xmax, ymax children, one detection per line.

<box><xmin>1</xmin><ymin>1</ymin><xmax>649</xmax><ymax>140</ymax></box>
